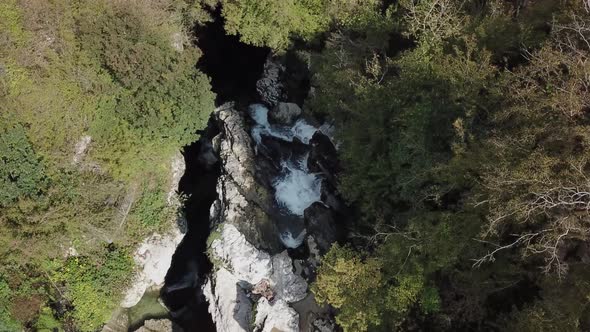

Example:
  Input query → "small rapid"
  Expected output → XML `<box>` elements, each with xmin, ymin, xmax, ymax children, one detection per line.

<box><xmin>248</xmin><ymin>104</ymin><xmax>329</xmax><ymax>248</ymax></box>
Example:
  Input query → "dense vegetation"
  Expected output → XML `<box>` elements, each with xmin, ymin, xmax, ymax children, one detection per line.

<box><xmin>212</xmin><ymin>0</ymin><xmax>590</xmax><ymax>330</ymax></box>
<box><xmin>303</xmin><ymin>0</ymin><xmax>590</xmax><ymax>331</ymax></box>
<box><xmin>3</xmin><ymin>0</ymin><xmax>590</xmax><ymax>331</ymax></box>
<box><xmin>0</xmin><ymin>0</ymin><xmax>215</xmax><ymax>330</ymax></box>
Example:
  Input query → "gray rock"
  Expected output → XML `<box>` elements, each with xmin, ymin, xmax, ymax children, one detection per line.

<box><xmin>197</xmin><ymin>138</ymin><xmax>218</xmax><ymax>169</ymax></box>
<box><xmin>203</xmin><ymin>268</ymin><xmax>252</xmax><ymax>332</ymax></box>
<box><xmin>213</xmin><ymin>103</ymin><xmax>280</xmax><ymax>251</ymax></box>
<box><xmin>271</xmin><ymin>251</ymin><xmax>308</xmax><ymax>303</ymax></box>
<box><xmin>312</xmin><ymin>317</ymin><xmax>336</xmax><ymax>332</ymax></box>
<box><xmin>133</xmin><ymin>318</ymin><xmax>183</xmax><ymax>332</ymax></box>
<box><xmin>254</xmin><ymin>298</ymin><xmax>299</xmax><ymax>332</ymax></box>
<box><xmin>256</xmin><ymin>57</ymin><xmax>284</xmax><ymax>107</ymax></box>
<box><xmin>269</xmin><ymin>102</ymin><xmax>302</xmax><ymax>125</ymax></box>
<box><xmin>307</xmin><ymin>132</ymin><xmax>340</xmax><ymax>175</ymax></box>
<box><xmin>304</xmin><ymin>203</ymin><xmax>337</xmax><ymax>254</ymax></box>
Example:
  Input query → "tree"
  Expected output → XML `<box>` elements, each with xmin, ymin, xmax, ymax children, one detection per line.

<box><xmin>0</xmin><ymin>122</ymin><xmax>47</xmax><ymax>207</ymax></box>
<box><xmin>313</xmin><ymin>244</ymin><xmax>384</xmax><ymax>331</ymax></box>
<box><xmin>475</xmin><ymin>9</ymin><xmax>590</xmax><ymax>277</ymax></box>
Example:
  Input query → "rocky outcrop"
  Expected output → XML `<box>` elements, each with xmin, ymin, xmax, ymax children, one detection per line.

<box><xmin>269</xmin><ymin>102</ymin><xmax>302</xmax><ymax>125</ymax></box>
<box><xmin>134</xmin><ymin>318</ymin><xmax>183</xmax><ymax>332</ymax></box>
<box><xmin>72</xmin><ymin>135</ymin><xmax>91</xmax><ymax>165</ymax></box>
<box><xmin>121</xmin><ymin>154</ymin><xmax>187</xmax><ymax>308</ymax></box>
<box><xmin>203</xmin><ymin>267</ymin><xmax>252</xmax><ymax>332</ymax></box>
<box><xmin>212</xmin><ymin>104</ymin><xmax>279</xmax><ymax>251</ymax></box>
<box><xmin>205</xmin><ymin>224</ymin><xmax>307</xmax><ymax>332</ymax></box>
<box><xmin>256</xmin><ymin>57</ymin><xmax>284</xmax><ymax>107</ymax></box>
<box><xmin>308</xmin><ymin>132</ymin><xmax>340</xmax><ymax>176</ymax></box>
<box><xmin>304</xmin><ymin>203</ymin><xmax>338</xmax><ymax>255</ymax></box>
<box><xmin>254</xmin><ymin>298</ymin><xmax>299</xmax><ymax>332</ymax></box>
<box><xmin>204</xmin><ymin>104</ymin><xmax>314</xmax><ymax>332</ymax></box>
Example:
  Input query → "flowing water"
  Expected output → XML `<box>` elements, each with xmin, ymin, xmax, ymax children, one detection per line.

<box><xmin>248</xmin><ymin>104</ymin><xmax>328</xmax><ymax>249</ymax></box>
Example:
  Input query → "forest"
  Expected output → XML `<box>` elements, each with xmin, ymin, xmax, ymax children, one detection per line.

<box><xmin>1</xmin><ymin>0</ymin><xmax>590</xmax><ymax>331</ymax></box>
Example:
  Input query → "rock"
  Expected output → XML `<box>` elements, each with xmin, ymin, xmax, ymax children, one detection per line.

<box><xmin>254</xmin><ymin>298</ymin><xmax>299</xmax><ymax>332</ymax></box>
<box><xmin>259</xmin><ymin>134</ymin><xmax>308</xmax><ymax>166</ymax></box>
<box><xmin>312</xmin><ymin>317</ymin><xmax>336</xmax><ymax>332</ymax></box>
<box><xmin>320</xmin><ymin>180</ymin><xmax>344</xmax><ymax>213</ymax></box>
<box><xmin>212</xmin><ymin>133</ymin><xmax>222</xmax><ymax>153</ymax></box>
<box><xmin>307</xmin><ymin>132</ymin><xmax>340</xmax><ymax>176</ymax></box>
<box><xmin>252</xmin><ymin>279</ymin><xmax>275</xmax><ymax>301</ymax></box>
<box><xmin>271</xmin><ymin>251</ymin><xmax>307</xmax><ymax>303</ymax></box>
<box><xmin>121</xmin><ymin>230</ymin><xmax>185</xmax><ymax>308</ymax></box>
<box><xmin>197</xmin><ymin>138</ymin><xmax>219</xmax><ymax>170</ymax></box>
<box><xmin>269</xmin><ymin>102</ymin><xmax>302</xmax><ymax>125</ymax></box>
<box><xmin>304</xmin><ymin>203</ymin><xmax>337</xmax><ymax>255</ymax></box>
<box><xmin>122</xmin><ymin>154</ymin><xmax>187</xmax><ymax>308</ymax></box>
<box><xmin>203</xmin><ymin>268</ymin><xmax>252</xmax><ymax>332</ymax></box>
<box><xmin>134</xmin><ymin>318</ymin><xmax>183</xmax><ymax>332</ymax></box>
<box><xmin>256</xmin><ymin>57</ymin><xmax>285</xmax><ymax>107</ymax></box>
<box><xmin>211</xmin><ymin>224</ymin><xmax>272</xmax><ymax>283</ymax></box>
<box><xmin>206</xmin><ymin>224</ymin><xmax>308</xmax><ymax>332</ymax></box>
<box><xmin>214</xmin><ymin>103</ymin><xmax>279</xmax><ymax>251</ymax></box>
<box><xmin>72</xmin><ymin>135</ymin><xmax>92</xmax><ymax>165</ymax></box>
<box><xmin>167</xmin><ymin>152</ymin><xmax>186</xmax><ymax>206</ymax></box>
<box><xmin>171</xmin><ymin>32</ymin><xmax>184</xmax><ymax>52</ymax></box>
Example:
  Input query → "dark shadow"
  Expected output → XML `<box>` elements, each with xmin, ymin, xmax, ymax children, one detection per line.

<box><xmin>195</xmin><ymin>7</ymin><xmax>270</xmax><ymax>106</ymax></box>
<box><xmin>161</xmin><ymin>119</ymin><xmax>221</xmax><ymax>332</ymax></box>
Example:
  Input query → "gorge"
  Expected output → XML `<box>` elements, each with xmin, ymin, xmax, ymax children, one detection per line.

<box><xmin>137</xmin><ymin>12</ymin><xmax>344</xmax><ymax>332</ymax></box>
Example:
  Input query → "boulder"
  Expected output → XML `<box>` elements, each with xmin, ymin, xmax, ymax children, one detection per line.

<box><xmin>133</xmin><ymin>318</ymin><xmax>183</xmax><ymax>332</ymax></box>
<box><xmin>269</xmin><ymin>102</ymin><xmax>302</xmax><ymax>126</ymax></box>
<box><xmin>304</xmin><ymin>203</ymin><xmax>337</xmax><ymax>254</ymax></box>
<box><xmin>254</xmin><ymin>298</ymin><xmax>299</xmax><ymax>332</ymax></box>
<box><xmin>320</xmin><ymin>180</ymin><xmax>344</xmax><ymax>213</ymax></box>
<box><xmin>197</xmin><ymin>138</ymin><xmax>218</xmax><ymax>170</ymax></box>
<box><xmin>214</xmin><ymin>103</ymin><xmax>280</xmax><ymax>251</ymax></box>
<box><xmin>203</xmin><ymin>268</ymin><xmax>252</xmax><ymax>332</ymax></box>
<box><xmin>312</xmin><ymin>317</ymin><xmax>336</xmax><ymax>332</ymax></box>
<box><xmin>307</xmin><ymin>132</ymin><xmax>340</xmax><ymax>176</ymax></box>
<box><xmin>210</xmin><ymin>224</ymin><xmax>272</xmax><ymax>283</ymax></box>
<box><xmin>271</xmin><ymin>251</ymin><xmax>308</xmax><ymax>303</ymax></box>
<box><xmin>252</xmin><ymin>279</ymin><xmax>274</xmax><ymax>301</ymax></box>
<box><xmin>256</xmin><ymin>57</ymin><xmax>284</xmax><ymax>107</ymax></box>
<box><xmin>260</xmin><ymin>134</ymin><xmax>308</xmax><ymax>165</ymax></box>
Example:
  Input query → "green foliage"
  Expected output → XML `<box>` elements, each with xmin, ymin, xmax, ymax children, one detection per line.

<box><xmin>505</xmin><ymin>266</ymin><xmax>590</xmax><ymax>331</ymax></box>
<box><xmin>0</xmin><ymin>122</ymin><xmax>47</xmax><ymax>207</ymax></box>
<box><xmin>313</xmin><ymin>244</ymin><xmax>384</xmax><ymax>331</ymax></box>
<box><xmin>221</xmin><ymin>0</ymin><xmax>386</xmax><ymax>51</ymax></box>
<box><xmin>221</xmin><ymin>0</ymin><xmax>327</xmax><ymax>51</ymax></box>
<box><xmin>132</xmin><ymin>180</ymin><xmax>173</xmax><ymax>229</ymax></box>
<box><xmin>0</xmin><ymin>0</ymin><xmax>215</xmax><ymax>329</ymax></box>
<box><xmin>308</xmin><ymin>0</ymin><xmax>589</xmax><ymax>330</ymax></box>
<box><xmin>35</xmin><ymin>305</ymin><xmax>62</xmax><ymax>332</ymax></box>
<box><xmin>0</xmin><ymin>278</ymin><xmax>20</xmax><ymax>332</ymax></box>
<box><xmin>56</xmin><ymin>248</ymin><xmax>133</xmax><ymax>332</ymax></box>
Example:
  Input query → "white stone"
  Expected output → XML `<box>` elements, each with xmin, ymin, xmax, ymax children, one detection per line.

<box><xmin>211</xmin><ymin>224</ymin><xmax>272</xmax><ymax>283</ymax></box>
<box><xmin>72</xmin><ymin>135</ymin><xmax>91</xmax><ymax>164</ymax></box>
<box><xmin>203</xmin><ymin>268</ymin><xmax>251</xmax><ymax>332</ymax></box>
<box><xmin>271</xmin><ymin>251</ymin><xmax>307</xmax><ymax>303</ymax></box>
<box><xmin>254</xmin><ymin>298</ymin><xmax>299</xmax><ymax>332</ymax></box>
<box><xmin>121</xmin><ymin>229</ymin><xmax>184</xmax><ymax>308</ymax></box>
<box><xmin>121</xmin><ymin>153</ymin><xmax>187</xmax><ymax>308</ymax></box>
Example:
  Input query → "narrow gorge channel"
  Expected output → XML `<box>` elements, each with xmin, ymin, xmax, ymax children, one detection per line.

<box><xmin>155</xmin><ymin>11</ymin><xmax>344</xmax><ymax>332</ymax></box>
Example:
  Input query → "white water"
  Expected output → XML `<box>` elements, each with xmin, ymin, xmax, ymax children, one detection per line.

<box><xmin>248</xmin><ymin>104</ymin><xmax>326</xmax><ymax>248</ymax></box>
<box><xmin>249</xmin><ymin>104</ymin><xmax>318</xmax><ymax>145</ymax></box>
<box><xmin>273</xmin><ymin>155</ymin><xmax>322</xmax><ymax>216</ymax></box>
<box><xmin>280</xmin><ymin>230</ymin><xmax>307</xmax><ymax>249</ymax></box>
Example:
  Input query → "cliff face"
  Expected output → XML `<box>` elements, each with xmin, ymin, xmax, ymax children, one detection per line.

<box><xmin>202</xmin><ymin>60</ymin><xmax>344</xmax><ymax>331</ymax></box>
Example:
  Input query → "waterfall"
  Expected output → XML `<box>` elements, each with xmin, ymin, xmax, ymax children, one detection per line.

<box><xmin>248</xmin><ymin>104</ymin><xmax>326</xmax><ymax>248</ymax></box>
